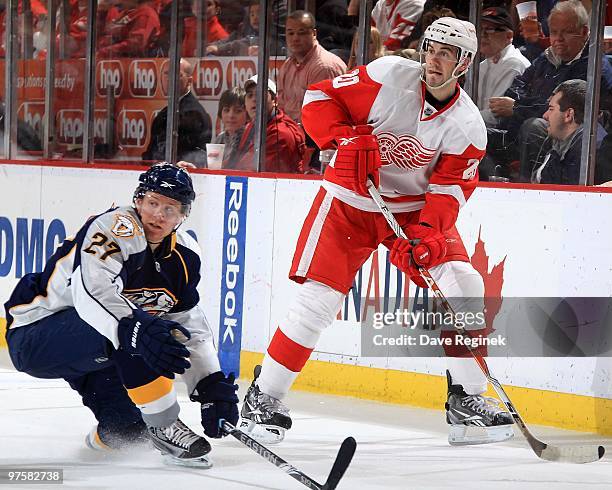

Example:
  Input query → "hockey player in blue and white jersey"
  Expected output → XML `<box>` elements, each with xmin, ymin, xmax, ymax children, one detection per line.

<box><xmin>4</xmin><ymin>163</ymin><xmax>239</xmax><ymax>467</ymax></box>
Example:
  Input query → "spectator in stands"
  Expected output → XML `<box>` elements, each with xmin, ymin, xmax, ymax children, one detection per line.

<box><xmin>213</xmin><ymin>87</ymin><xmax>248</xmax><ymax>168</ymax></box>
<box><xmin>347</xmin><ymin>27</ymin><xmax>385</xmax><ymax>71</ymax></box>
<box><xmin>0</xmin><ymin>0</ymin><xmax>47</xmax><ymax>58</ymax></box>
<box><xmin>97</xmin><ymin>0</ymin><xmax>160</xmax><ymax>58</ymax></box>
<box><xmin>400</xmin><ymin>6</ymin><xmax>456</xmax><ymax>51</ymax></box>
<box><xmin>509</xmin><ymin>0</ymin><xmax>555</xmax><ymax>62</ymax></box>
<box><xmin>142</xmin><ymin>59</ymin><xmax>212</xmax><ymax>167</ymax></box>
<box><xmin>531</xmin><ymin>79</ymin><xmax>586</xmax><ymax>185</ymax></box>
<box><xmin>486</xmin><ymin>0</ymin><xmax>612</xmax><ymax>181</ymax></box>
<box><xmin>312</xmin><ymin>0</ymin><xmax>356</xmax><ymax>63</ymax></box>
<box><xmin>228</xmin><ymin>75</ymin><xmax>305</xmax><ymax>174</ymax></box>
<box><xmin>206</xmin><ymin>0</ymin><xmax>259</xmax><ymax>56</ymax></box>
<box><xmin>371</xmin><ymin>0</ymin><xmax>425</xmax><ymax>51</ymax></box>
<box><xmin>477</xmin><ymin>7</ymin><xmax>530</xmax><ymax>127</ymax></box>
<box><xmin>217</xmin><ymin>0</ymin><xmax>247</xmax><ymax>34</ymax></box>
<box><xmin>277</xmin><ymin>10</ymin><xmax>347</xmax><ymax>124</ymax></box>
<box><xmin>182</xmin><ymin>0</ymin><xmax>229</xmax><ymax>57</ymax></box>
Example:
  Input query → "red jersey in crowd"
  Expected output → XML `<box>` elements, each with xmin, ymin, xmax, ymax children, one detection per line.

<box><xmin>230</xmin><ymin>109</ymin><xmax>305</xmax><ymax>174</ymax></box>
<box><xmin>97</xmin><ymin>3</ymin><xmax>160</xmax><ymax>58</ymax></box>
<box><xmin>182</xmin><ymin>15</ymin><xmax>229</xmax><ymax>56</ymax></box>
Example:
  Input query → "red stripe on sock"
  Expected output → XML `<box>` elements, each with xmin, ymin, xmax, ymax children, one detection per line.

<box><xmin>267</xmin><ymin>328</ymin><xmax>313</xmax><ymax>373</ymax></box>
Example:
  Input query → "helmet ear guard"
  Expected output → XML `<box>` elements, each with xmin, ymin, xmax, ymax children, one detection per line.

<box><xmin>134</xmin><ymin>162</ymin><xmax>196</xmax><ymax>216</ymax></box>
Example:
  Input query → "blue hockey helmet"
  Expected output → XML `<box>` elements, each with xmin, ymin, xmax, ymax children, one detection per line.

<box><xmin>134</xmin><ymin>162</ymin><xmax>196</xmax><ymax>215</ymax></box>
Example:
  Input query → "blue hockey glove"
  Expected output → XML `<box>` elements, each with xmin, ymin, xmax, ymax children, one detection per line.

<box><xmin>190</xmin><ymin>371</ymin><xmax>239</xmax><ymax>438</ymax></box>
<box><xmin>117</xmin><ymin>309</ymin><xmax>191</xmax><ymax>379</ymax></box>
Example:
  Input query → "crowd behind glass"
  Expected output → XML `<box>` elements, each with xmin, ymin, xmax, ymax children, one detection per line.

<box><xmin>0</xmin><ymin>0</ymin><xmax>610</xmax><ymax>185</ymax></box>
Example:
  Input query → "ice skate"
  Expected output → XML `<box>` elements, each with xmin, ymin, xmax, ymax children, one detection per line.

<box><xmin>85</xmin><ymin>422</ymin><xmax>148</xmax><ymax>451</ymax></box>
<box><xmin>445</xmin><ymin>370</ymin><xmax>514</xmax><ymax>446</ymax></box>
<box><xmin>148</xmin><ymin>418</ymin><xmax>212</xmax><ymax>468</ymax></box>
<box><xmin>239</xmin><ymin>365</ymin><xmax>292</xmax><ymax>444</ymax></box>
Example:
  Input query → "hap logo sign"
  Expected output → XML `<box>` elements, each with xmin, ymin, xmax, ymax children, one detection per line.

<box><xmin>193</xmin><ymin>59</ymin><xmax>223</xmax><ymax>98</ymax></box>
<box><xmin>94</xmin><ymin>109</ymin><xmax>109</xmax><ymax>144</ymax></box>
<box><xmin>18</xmin><ymin>102</ymin><xmax>45</xmax><ymax>142</ymax></box>
<box><xmin>96</xmin><ymin>60</ymin><xmax>124</xmax><ymax>97</ymax></box>
<box><xmin>128</xmin><ymin>60</ymin><xmax>157</xmax><ymax>97</ymax></box>
<box><xmin>57</xmin><ymin>109</ymin><xmax>84</xmax><ymax>145</ymax></box>
<box><xmin>218</xmin><ymin>176</ymin><xmax>248</xmax><ymax>376</ymax></box>
<box><xmin>118</xmin><ymin>109</ymin><xmax>147</xmax><ymax>147</ymax></box>
<box><xmin>226</xmin><ymin>60</ymin><xmax>256</xmax><ymax>90</ymax></box>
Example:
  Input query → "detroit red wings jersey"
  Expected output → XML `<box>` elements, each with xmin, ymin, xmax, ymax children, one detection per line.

<box><xmin>301</xmin><ymin>56</ymin><xmax>486</xmax><ymax>232</ymax></box>
<box><xmin>371</xmin><ymin>0</ymin><xmax>425</xmax><ymax>51</ymax></box>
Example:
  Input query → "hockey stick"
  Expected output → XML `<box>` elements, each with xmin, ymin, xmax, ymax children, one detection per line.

<box><xmin>367</xmin><ymin>180</ymin><xmax>605</xmax><ymax>464</ymax></box>
<box><xmin>220</xmin><ymin>420</ymin><xmax>356</xmax><ymax>489</ymax></box>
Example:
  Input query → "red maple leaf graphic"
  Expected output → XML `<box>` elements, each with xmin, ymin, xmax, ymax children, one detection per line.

<box><xmin>470</xmin><ymin>226</ymin><xmax>506</xmax><ymax>336</ymax></box>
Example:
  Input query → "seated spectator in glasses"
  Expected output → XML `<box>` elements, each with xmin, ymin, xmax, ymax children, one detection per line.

<box><xmin>212</xmin><ymin>87</ymin><xmax>248</xmax><ymax>167</ymax></box>
<box><xmin>485</xmin><ymin>0</ymin><xmax>612</xmax><ymax>182</ymax></box>
<box><xmin>97</xmin><ymin>0</ymin><xmax>161</xmax><ymax>58</ymax></box>
<box><xmin>477</xmin><ymin>7</ymin><xmax>530</xmax><ymax>128</ymax></box>
<box><xmin>531</xmin><ymin>79</ymin><xmax>586</xmax><ymax>185</ymax></box>
<box><xmin>371</xmin><ymin>0</ymin><xmax>425</xmax><ymax>51</ymax></box>
<box><xmin>206</xmin><ymin>0</ymin><xmax>259</xmax><ymax>57</ymax></box>
<box><xmin>277</xmin><ymin>10</ymin><xmax>347</xmax><ymax>125</ymax></box>
<box><xmin>142</xmin><ymin>58</ymin><xmax>212</xmax><ymax>167</ymax></box>
<box><xmin>347</xmin><ymin>27</ymin><xmax>385</xmax><ymax>71</ymax></box>
<box><xmin>182</xmin><ymin>0</ymin><xmax>229</xmax><ymax>57</ymax></box>
<box><xmin>227</xmin><ymin>75</ymin><xmax>306</xmax><ymax>174</ymax></box>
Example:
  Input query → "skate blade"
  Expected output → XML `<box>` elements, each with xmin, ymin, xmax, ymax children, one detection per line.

<box><xmin>239</xmin><ymin>419</ymin><xmax>286</xmax><ymax>445</ymax></box>
<box><xmin>161</xmin><ymin>453</ymin><xmax>213</xmax><ymax>469</ymax></box>
<box><xmin>85</xmin><ymin>429</ymin><xmax>113</xmax><ymax>452</ymax></box>
<box><xmin>448</xmin><ymin>424</ymin><xmax>514</xmax><ymax>446</ymax></box>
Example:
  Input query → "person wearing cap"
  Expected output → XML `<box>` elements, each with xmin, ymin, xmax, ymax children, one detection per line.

<box><xmin>226</xmin><ymin>75</ymin><xmax>306</xmax><ymax>173</ymax></box>
<box><xmin>477</xmin><ymin>7</ymin><xmax>530</xmax><ymax>128</ymax></box>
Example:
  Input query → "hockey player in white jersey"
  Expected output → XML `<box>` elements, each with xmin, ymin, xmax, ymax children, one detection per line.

<box><xmin>4</xmin><ymin>163</ymin><xmax>239</xmax><ymax>467</ymax></box>
<box><xmin>241</xmin><ymin>18</ymin><xmax>514</xmax><ymax>446</ymax></box>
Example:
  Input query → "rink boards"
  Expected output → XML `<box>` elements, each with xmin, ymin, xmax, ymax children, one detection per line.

<box><xmin>1</xmin><ymin>162</ymin><xmax>611</xmax><ymax>434</ymax></box>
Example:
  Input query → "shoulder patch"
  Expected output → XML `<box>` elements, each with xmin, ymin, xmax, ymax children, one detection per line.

<box><xmin>111</xmin><ymin>214</ymin><xmax>143</xmax><ymax>238</ymax></box>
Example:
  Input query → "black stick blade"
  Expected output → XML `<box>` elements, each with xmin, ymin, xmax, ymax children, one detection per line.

<box><xmin>322</xmin><ymin>437</ymin><xmax>357</xmax><ymax>490</ymax></box>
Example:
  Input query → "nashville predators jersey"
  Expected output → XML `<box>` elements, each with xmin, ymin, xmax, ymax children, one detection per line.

<box><xmin>4</xmin><ymin>205</ymin><xmax>220</xmax><ymax>389</ymax></box>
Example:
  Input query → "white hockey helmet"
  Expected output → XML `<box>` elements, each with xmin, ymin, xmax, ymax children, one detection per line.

<box><xmin>420</xmin><ymin>17</ymin><xmax>478</xmax><ymax>79</ymax></box>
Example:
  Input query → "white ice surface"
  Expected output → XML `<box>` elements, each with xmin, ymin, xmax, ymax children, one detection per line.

<box><xmin>1</xmin><ymin>351</ymin><xmax>612</xmax><ymax>490</ymax></box>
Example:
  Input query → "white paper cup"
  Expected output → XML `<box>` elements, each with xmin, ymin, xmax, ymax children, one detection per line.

<box><xmin>604</xmin><ymin>26</ymin><xmax>612</xmax><ymax>40</ymax></box>
<box><xmin>206</xmin><ymin>144</ymin><xmax>225</xmax><ymax>169</ymax></box>
<box><xmin>516</xmin><ymin>1</ymin><xmax>538</xmax><ymax>38</ymax></box>
<box><xmin>515</xmin><ymin>1</ymin><xmax>537</xmax><ymax>20</ymax></box>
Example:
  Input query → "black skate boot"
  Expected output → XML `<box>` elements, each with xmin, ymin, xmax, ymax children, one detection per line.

<box><xmin>239</xmin><ymin>365</ymin><xmax>292</xmax><ymax>444</ymax></box>
<box><xmin>85</xmin><ymin>421</ymin><xmax>148</xmax><ymax>451</ymax></box>
<box><xmin>148</xmin><ymin>418</ymin><xmax>212</xmax><ymax>468</ymax></box>
<box><xmin>445</xmin><ymin>370</ymin><xmax>514</xmax><ymax>446</ymax></box>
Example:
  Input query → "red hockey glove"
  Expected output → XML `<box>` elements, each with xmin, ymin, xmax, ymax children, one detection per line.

<box><xmin>333</xmin><ymin>125</ymin><xmax>382</xmax><ymax>197</ymax></box>
<box><xmin>389</xmin><ymin>224</ymin><xmax>447</xmax><ymax>288</ymax></box>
